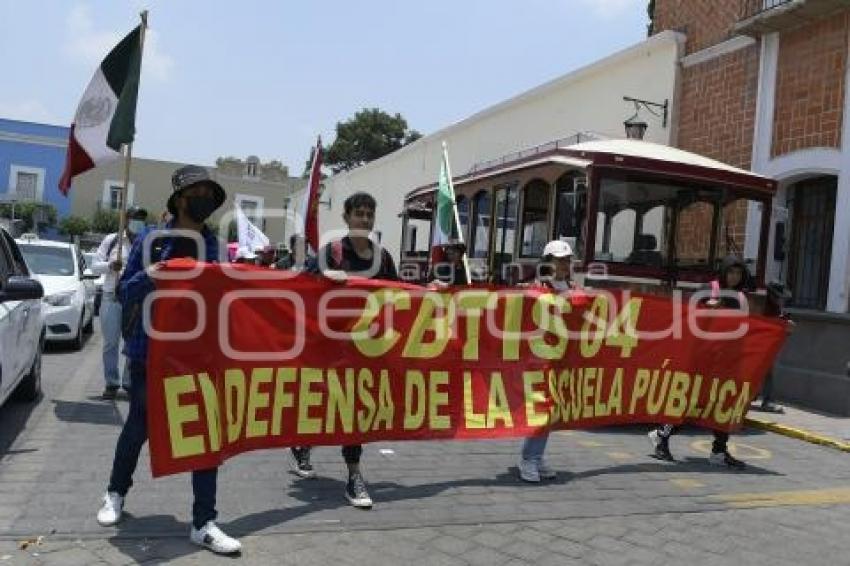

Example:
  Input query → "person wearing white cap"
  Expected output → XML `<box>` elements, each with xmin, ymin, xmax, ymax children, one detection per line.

<box><xmin>518</xmin><ymin>239</ymin><xmax>576</xmax><ymax>483</ymax></box>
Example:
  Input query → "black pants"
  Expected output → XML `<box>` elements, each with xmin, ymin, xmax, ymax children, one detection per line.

<box><xmin>658</xmin><ymin>424</ymin><xmax>729</xmax><ymax>454</ymax></box>
<box><xmin>107</xmin><ymin>360</ymin><xmax>218</xmax><ymax>529</ymax></box>
<box><xmin>294</xmin><ymin>445</ymin><xmax>362</xmax><ymax>465</ymax></box>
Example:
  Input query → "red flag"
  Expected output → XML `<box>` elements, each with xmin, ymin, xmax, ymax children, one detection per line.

<box><xmin>299</xmin><ymin>136</ymin><xmax>323</xmax><ymax>254</ymax></box>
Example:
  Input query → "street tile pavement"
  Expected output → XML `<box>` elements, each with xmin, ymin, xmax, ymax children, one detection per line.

<box><xmin>0</xmin><ymin>333</ymin><xmax>849</xmax><ymax>564</ymax></box>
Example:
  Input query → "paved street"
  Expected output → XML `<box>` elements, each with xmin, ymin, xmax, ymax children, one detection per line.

<box><xmin>1</xmin><ymin>330</ymin><xmax>849</xmax><ymax>565</ymax></box>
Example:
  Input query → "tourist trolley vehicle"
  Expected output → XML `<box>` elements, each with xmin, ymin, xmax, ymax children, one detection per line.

<box><xmin>400</xmin><ymin>136</ymin><xmax>778</xmax><ymax>297</ymax></box>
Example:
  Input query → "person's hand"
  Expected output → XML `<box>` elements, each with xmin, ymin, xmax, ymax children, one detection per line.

<box><xmin>323</xmin><ymin>269</ymin><xmax>348</xmax><ymax>283</ymax></box>
<box><xmin>785</xmin><ymin>318</ymin><xmax>796</xmax><ymax>335</ymax></box>
<box><xmin>146</xmin><ymin>261</ymin><xmax>166</xmax><ymax>277</ymax></box>
<box><xmin>109</xmin><ymin>259</ymin><xmax>123</xmax><ymax>272</ymax></box>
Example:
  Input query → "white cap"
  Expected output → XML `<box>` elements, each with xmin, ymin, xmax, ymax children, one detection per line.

<box><xmin>542</xmin><ymin>240</ymin><xmax>573</xmax><ymax>258</ymax></box>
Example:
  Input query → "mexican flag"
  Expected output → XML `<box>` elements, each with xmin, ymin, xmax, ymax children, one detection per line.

<box><xmin>59</xmin><ymin>24</ymin><xmax>144</xmax><ymax>195</ymax></box>
<box><xmin>431</xmin><ymin>143</ymin><xmax>459</xmax><ymax>248</ymax></box>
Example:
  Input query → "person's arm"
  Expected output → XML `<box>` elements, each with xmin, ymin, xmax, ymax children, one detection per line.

<box><xmin>118</xmin><ymin>233</ymin><xmax>155</xmax><ymax>306</ymax></box>
<box><xmin>91</xmin><ymin>234</ymin><xmax>115</xmax><ymax>275</ymax></box>
<box><xmin>381</xmin><ymin>248</ymin><xmax>399</xmax><ymax>282</ymax></box>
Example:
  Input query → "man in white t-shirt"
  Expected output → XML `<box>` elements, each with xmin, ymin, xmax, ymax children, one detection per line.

<box><xmin>91</xmin><ymin>206</ymin><xmax>148</xmax><ymax>399</ymax></box>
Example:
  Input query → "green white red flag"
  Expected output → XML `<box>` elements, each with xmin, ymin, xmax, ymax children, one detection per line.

<box><xmin>59</xmin><ymin>24</ymin><xmax>143</xmax><ymax>195</ymax></box>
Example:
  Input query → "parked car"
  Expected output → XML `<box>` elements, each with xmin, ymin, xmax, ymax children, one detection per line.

<box><xmin>16</xmin><ymin>235</ymin><xmax>96</xmax><ymax>350</ymax></box>
<box><xmin>0</xmin><ymin>227</ymin><xmax>45</xmax><ymax>407</ymax></box>
<box><xmin>82</xmin><ymin>251</ymin><xmax>105</xmax><ymax>316</ymax></box>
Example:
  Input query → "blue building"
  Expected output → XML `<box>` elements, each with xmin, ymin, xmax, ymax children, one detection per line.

<box><xmin>0</xmin><ymin>117</ymin><xmax>70</xmax><ymax>236</ymax></box>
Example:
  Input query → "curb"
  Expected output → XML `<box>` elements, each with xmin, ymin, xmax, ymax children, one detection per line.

<box><xmin>745</xmin><ymin>416</ymin><xmax>850</xmax><ymax>453</ymax></box>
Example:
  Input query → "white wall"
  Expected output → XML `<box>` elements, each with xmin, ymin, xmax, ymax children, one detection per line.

<box><xmin>314</xmin><ymin>31</ymin><xmax>685</xmax><ymax>260</ymax></box>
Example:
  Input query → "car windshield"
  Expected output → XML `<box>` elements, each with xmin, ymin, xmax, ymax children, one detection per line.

<box><xmin>19</xmin><ymin>244</ymin><xmax>76</xmax><ymax>276</ymax></box>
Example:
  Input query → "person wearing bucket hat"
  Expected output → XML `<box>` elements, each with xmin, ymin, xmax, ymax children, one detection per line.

<box><xmin>97</xmin><ymin>165</ymin><xmax>242</xmax><ymax>555</ymax></box>
<box><xmin>517</xmin><ymin>239</ymin><xmax>579</xmax><ymax>483</ymax></box>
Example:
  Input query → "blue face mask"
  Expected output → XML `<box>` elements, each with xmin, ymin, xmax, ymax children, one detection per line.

<box><xmin>128</xmin><ymin>220</ymin><xmax>145</xmax><ymax>235</ymax></box>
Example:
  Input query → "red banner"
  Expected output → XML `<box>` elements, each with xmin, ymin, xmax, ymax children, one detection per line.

<box><xmin>147</xmin><ymin>261</ymin><xmax>787</xmax><ymax>477</ymax></box>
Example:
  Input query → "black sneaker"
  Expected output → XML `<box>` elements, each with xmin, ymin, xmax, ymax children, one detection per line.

<box><xmin>709</xmin><ymin>450</ymin><xmax>746</xmax><ymax>469</ymax></box>
<box><xmin>288</xmin><ymin>447</ymin><xmax>316</xmax><ymax>479</ymax></box>
<box><xmin>345</xmin><ymin>472</ymin><xmax>373</xmax><ymax>508</ymax></box>
<box><xmin>648</xmin><ymin>429</ymin><xmax>675</xmax><ymax>462</ymax></box>
<box><xmin>102</xmin><ymin>386</ymin><xmax>119</xmax><ymax>400</ymax></box>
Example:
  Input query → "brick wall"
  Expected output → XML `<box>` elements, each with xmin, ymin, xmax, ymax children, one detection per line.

<box><xmin>677</xmin><ymin>44</ymin><xmax>760</xmax><ymax>170</ymax></box>
<box><xmin>653</xmin><ymin>0</ymin><xmax>742</xmax><ymax>54</ymax></box>
<box><xmin>772</xmin><ymin>13</ymin><xmax>850</xmax><ymax>158</ymax></box>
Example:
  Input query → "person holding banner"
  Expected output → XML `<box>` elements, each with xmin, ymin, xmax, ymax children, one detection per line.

<box><xmin>292</xmin><ymin>191</ymin><xmax>399</xmax><ymax>508</ymax></box>
<box><xmin>518</xmin><ymin>240</ymin><xmax>578</xmax><ymax>482</ymax></box>
<box><xmin>428</xmin><ymin>239</ymin><xmax>469</xmax><ymax>286</ymax></box>
<box><xmin>96</xmin><ymin>165</ymin><xmax>242</xmax><ymax>555</ymax></box>
<box><xmin>647</xmin><ymin>255</ymin><xmax>752</xmax><ymax>469</ymax></box>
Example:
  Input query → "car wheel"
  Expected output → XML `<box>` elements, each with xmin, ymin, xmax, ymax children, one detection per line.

<box><xmin>83</xmin><ymin>310</ymin><xmax>94</xmax><ymax>334</ymax></box>
<box><xmin>71</xmin><ymin>315</ymin><xmax>84</xmax><ymax>350</ymax></box>
<box><xmin>13</xmin><ymin>335</ymin><xmax>43</xmax><ymax>402</ymax></box>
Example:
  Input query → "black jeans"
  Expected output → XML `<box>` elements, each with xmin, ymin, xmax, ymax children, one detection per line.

<box><xmin>342</xmin><ymin>445</ymin><xmax>362</xmax><ymax>465</ymax></box>
<box><xmin>107</xmin><ymin>360</ymin><xmax>218</xmax><ymax>529</ymax></box>
<box><xmin>658</xmin><ymin>425</ymin><xmax>729</xmax><ymax>453</ymax></box>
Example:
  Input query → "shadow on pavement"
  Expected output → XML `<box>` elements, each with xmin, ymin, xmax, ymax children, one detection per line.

<box><xmin>52</xmin><ymin>399</ymin><xmax>123</xmax><ymax>426</ymax></box>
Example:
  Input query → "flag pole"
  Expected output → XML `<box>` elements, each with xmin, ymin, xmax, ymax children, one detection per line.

<box><xmin>442</xmin><ymin>141</ymin><xmax>471</xmax><ymax>285</ymax></box>
<box><xmin>116</xmin><ymin>10</ymin><xmax>148</xmax><ymax>264</ymax></box>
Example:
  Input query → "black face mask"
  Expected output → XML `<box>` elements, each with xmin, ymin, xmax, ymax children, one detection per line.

<box><xmin>185</xmin><ymin>196</ymin><xmax>217</xmax><ymax>223</ymax></box>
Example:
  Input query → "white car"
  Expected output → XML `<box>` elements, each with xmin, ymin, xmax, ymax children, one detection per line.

<box><xmin>0</xmin><ymin>227</ymin><xmax>45</xmax><ymax>407</ymax></box>
<box><xmin>82</xmin><ymin>251</ymin><xmax>105</xmax><ymax>316</ymax></box>
<box><xmin>16</xmin><ymin>235</ymin><xmax>96</xmax><ymax>350</ymax></box>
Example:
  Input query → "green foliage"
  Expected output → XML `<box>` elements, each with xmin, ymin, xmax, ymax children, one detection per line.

<box><xmin>0</xmin><ymin>202</ymin><xmax>57</xmax><ymax>232</ymax></box>
<box><xmin>324</xmin><ymin>108</ymin><xmax>422</xmax><ymax>173</ymax></box>
<box><xmin>58</xmin><ymin>215</ymin><xmax>91</xmax><ymax>237</ymax></box>
<box><xmin>92</xmin><ymin>209</ymin><xmax>120</xmax><ymax>234</ymax></box>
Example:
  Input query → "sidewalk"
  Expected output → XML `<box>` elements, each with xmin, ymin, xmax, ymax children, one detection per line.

<box><xmin>745</xmin><ymin>403</ymin><xmax>850</xmax><ymax>451</ymax></box>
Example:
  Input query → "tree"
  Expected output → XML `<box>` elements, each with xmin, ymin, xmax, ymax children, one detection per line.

<box><xmin>58</xmin><ymin>215</ymin><xmax>91</xmax><ymax>237</ymax></box>
<box><xmin>0</xmin><ymin>202</ymin><xmax>57</xmax><ymax>233</ymax></box>
<box><xmin>324</xmin><ymin>108</ymin><xmax>422</xmax><ymax>173</ymax></box>
<box><xmin>92</xmin><ymin>209</ymin><xmax>120</xmax><ymax>234</ymax></box>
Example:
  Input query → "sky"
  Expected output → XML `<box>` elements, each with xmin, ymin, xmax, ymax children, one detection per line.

<box><xmin>0</xmin><ymin>0</ymin><xmax>650</xmax><ymax>172</ymax></box>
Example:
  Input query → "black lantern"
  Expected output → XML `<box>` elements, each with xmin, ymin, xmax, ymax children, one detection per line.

<box><xmin>624</xmin><ymin>114</ymin><xmax>648</xmax><ymax>140</ymax></box>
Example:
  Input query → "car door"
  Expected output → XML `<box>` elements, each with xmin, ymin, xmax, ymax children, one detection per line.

<box><xmin>0</xmin><ymin>236</ymin><xmax>21</xmax><ymax>402</ymax></box>
<box><xmin>2</xmin><ymin>232</ymin><xmax>40</xmax><ymax>375</ymax></box>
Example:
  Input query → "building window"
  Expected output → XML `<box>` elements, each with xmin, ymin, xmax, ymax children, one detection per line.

<box><xmin>469</xmin><ymin>190</ymin><xmax>491</xmax><ymax>259</ymax></box>
<box><xmin>9</xmin><ymin>165</ymin><xmax>45</xmax><ymax>201</ymax></box>
<box><xmin>102</xmin><ymin>181</ymin><xmax>135</xmax><ymax>210</ymax></box>
<box><xmin>16</xmin><ymin>172</ymin><xmax>38</xmax><ymax>200</ymax></box>
<box><xmin>108</xmin><ymin>186</ymin><xmax>123</xmax><ymax>210</ymax></box>
<box><xmin>456</xmin><ymin>195</ymin><xmax>469</xmax><ymax>242</ymax></box>
<box><xmin>519</xmin><ymin>179</ymin><xmax>550</xmax><ymax>258</ymax></box>
<box><xmin>236</xmin><ymin>194</ymin><xmax>265</xmax><ymax>229</ymax></box>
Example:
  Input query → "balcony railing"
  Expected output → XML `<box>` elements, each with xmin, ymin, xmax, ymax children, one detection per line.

<box><xmin>736</xmin><ymin>0</ymin><xmax>850</xmax><ymax>35</ymax></box>
<box><xmin>740</xmin><ymin>0</ymin><xmax>796</xmax><ymax>20</ymax></box>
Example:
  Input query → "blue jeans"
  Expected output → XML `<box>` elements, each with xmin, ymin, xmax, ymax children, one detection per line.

<box><xmin>521</xmin><ymin>432</ymin><xmax>550</xmax><ymax>463</ymax></box>
<box><xmin>107</xmin><ymin>360</ymin><xmax>218</xmax><ymax>529</ymax></box>
<box><xmin>100</xmin><ymin>294</ymin><xmax>129</xmax><ymax>388</ymax></box>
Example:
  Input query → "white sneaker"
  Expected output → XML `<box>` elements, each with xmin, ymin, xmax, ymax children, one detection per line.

<box><xmin>96</xmin><ymin>492</ymin><xmax>124</xmax><ymax>526</ymax></box>
<box><xmin>190</xmin><ymin>521</ymin><xmax>242</xmax><ymax>554</ymax></box>
<box><xmin>538</xmin><ymin>460</ymin><xmax>557</xmax><ymax>480</ymax></box>
<box><xmin>518</xmin><ymin>459</ymin><xmax>540</xmax><ymax>483</ymax></box>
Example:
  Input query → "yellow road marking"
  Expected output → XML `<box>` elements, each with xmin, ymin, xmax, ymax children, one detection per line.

<box><xmin>690</xmin><ymin>440</ymin><xmax>772</xmax><ymax>460</ymax></box>
<box><xmin>670</xmin><ymin>478</ymin><xmax>704</xmax><ymax>489</ymax></box>
<box><xmin>713</xmin><ymin>487</ymin><xmax>850</xmax><ymax>508</ymax></box>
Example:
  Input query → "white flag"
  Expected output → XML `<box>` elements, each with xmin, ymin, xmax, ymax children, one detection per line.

<box><xmin>235</xmin><ymin>205</ymin><xmax>269</xmax><ymax>253</ymax></box>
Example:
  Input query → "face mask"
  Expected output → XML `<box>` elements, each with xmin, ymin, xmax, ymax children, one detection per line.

<box><xmin>128</xmin><ymin>220</ymin><xmax>145</xmax><ymax>235</ymax></box>
<box><xmin>185</xmin><ymin>196</ymin><xmax>217</xmax><ymax>223</ymax></box>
